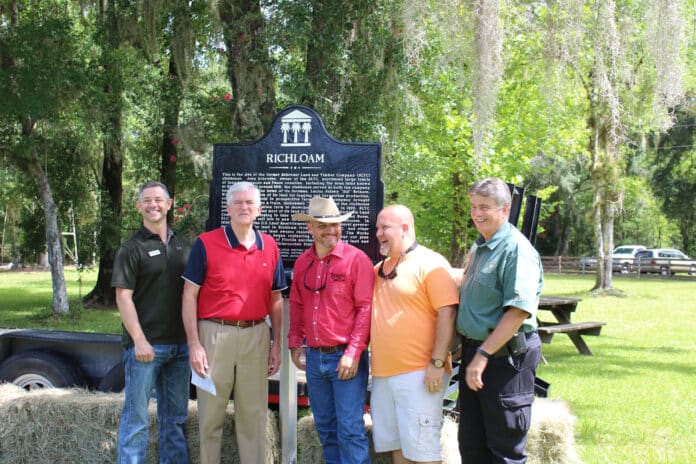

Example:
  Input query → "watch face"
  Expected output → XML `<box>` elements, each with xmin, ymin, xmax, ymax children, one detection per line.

<box><xmin>431</xmin><ymin>359</ymin><xmax>444</xmax><ymax>368</ymax></box>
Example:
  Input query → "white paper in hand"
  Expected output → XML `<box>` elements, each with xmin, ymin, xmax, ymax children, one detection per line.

<box><xmin>191</xmin><ymin>369</ymin><xmax>216</xmax><ymax>396</ymax></box>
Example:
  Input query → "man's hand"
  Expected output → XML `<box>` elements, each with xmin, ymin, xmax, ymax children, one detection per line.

<box><xmin>465</xmin><ymin>353</ymin><xmax>487</xmax><ymax>391</ymax></box>
<box><xmin>268</xmin><ymin>341</ymin><xmax>281</xmax><ymax>376</ymax></box>
<box><xmin>189</xmin><ymin>341</ymin><xmax>209</xmax><ymax>377</ymax></box>
<box><xmin>290</xmin><ymin>347</ymin><xmax>306</xmax><ymax>371</ymax></box>
<box><xmin>133</xmin><ymin>339</ymin><xmax>154</xmax><ymax>363</ymax></box>
<box><xmin>337</xmin><ymin>355</ymin><xmax>358</xmax><ymax>380</ymax></box>
<box><xmin>424</xmin><ymin>363</ymin><xmax>445</xmax><ymax>393</ymax></box>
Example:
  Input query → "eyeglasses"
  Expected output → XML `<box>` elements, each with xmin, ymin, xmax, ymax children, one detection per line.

<box><xmin>303</xmin><ymin>260</ymin><xmax>330</xmax><ymax>292</ymax></box>
<box><xmin>378</xmin><ymin>242</ymin><xmax>418</xmax><ymax>280</ymax></box>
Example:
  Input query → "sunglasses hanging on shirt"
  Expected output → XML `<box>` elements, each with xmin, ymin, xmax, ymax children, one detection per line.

<box><xmin>303</xmin><ymin>259</ymin><xmax>330</xmax><ymax>292</ymax></box>
<box><xmin>378</xmin><ymin>242</ymin><xmax>418</xmax><ymax>280</ymax></box>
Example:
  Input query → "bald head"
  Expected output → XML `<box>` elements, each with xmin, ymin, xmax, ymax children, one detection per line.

<box><xmin>380</xmin><ymin>205</ymin><xmax>416</xmax><ymax>238</ymax></box>
<box><xmin>376</xmin><ymin>204</ymin><xmax>417</xmax><ymax>258</ymax></box>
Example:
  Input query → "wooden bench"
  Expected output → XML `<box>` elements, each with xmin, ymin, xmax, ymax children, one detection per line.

<box><xmin>537</xmin><ymin>321</ymin><xmax>606</xmax><ymax>355</ymax></box>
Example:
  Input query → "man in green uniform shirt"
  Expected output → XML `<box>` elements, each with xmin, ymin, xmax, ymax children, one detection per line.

<box><xmin>456</xmin><ymin>177</ymin><xmax>543</xmax><ymax>464</ymax></box>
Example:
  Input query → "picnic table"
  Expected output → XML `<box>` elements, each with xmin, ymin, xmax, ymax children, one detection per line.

<box><xmin>537</xmin><ymin>296</ymin><xmax>606</xmax><ymax>355</ymax></box>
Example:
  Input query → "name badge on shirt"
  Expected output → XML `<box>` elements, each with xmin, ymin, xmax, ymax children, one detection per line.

<box><xmin>148</xmin><ymin>249</ymin><xmax>161</xmax><ymax>257</ymax></box>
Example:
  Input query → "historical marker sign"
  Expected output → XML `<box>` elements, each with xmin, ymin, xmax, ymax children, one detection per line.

<box><xmin>209</xmin><ymin>105</ymin><xmax>383</xmax><ymax>269</ymax></box>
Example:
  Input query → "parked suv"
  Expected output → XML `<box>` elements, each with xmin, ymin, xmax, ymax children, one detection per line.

<box><xmin>611</xmin><ymin>245</ymin><xmax>647</xmax><ymax>273</ymax></box>
<box><xmin>634</xmin><ymin>249</ymin><xmax>696</xmax><ymax>276</ymax></box>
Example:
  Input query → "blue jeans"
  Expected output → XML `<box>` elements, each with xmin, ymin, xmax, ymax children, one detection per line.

<box><xmin>305</xmin><ymin>348</ymin><xmax>370</xmax><ymax>464</ymax></box>
<box><xmin>118</xmin><ymin>343</ymin><xmax>190</xmax><ymax>464</ymax></box>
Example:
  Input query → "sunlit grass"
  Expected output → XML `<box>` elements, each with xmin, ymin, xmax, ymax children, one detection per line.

<box><xmin>0</xmin><ymin>268</ymin><xmax>121</xmax><ymax>333</ymax></box>
<box><xmin>540</xmin><ymin>274</ymin><xmax>696</xmax><ymax>464</ymax></box>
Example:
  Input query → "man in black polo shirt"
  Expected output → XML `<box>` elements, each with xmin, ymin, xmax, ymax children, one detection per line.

<box><xmin>111</xmin><ymin>181</ymin><xmax>192</xmax><ymax>463</ymax></box>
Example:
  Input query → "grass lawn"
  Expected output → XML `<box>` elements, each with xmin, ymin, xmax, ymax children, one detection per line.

<box><xmin>0</xmin><ymin>268</ymin><xmax>121</xmax><ymax>333</ymax></box>
<box><xmin>539</xmin><ymin>274</ymin><xmax>696</xmax><ymax>464</ymax></box>
<box><xmin>1</xmin><ymin>270</ymin><xmax>695</xmax><ymax>462</ymax></box>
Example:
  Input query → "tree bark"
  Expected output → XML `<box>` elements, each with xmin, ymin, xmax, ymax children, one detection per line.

<box><xmin>84</xmin><ymin>0</ymin><xmax>123</xmax><ymax>307</ymax></box>
<box><xmin>161</xmin><ymin>54</ymin><xmax>182</xmax><ymax>222</ymax></box>
<box><xmin>218</xmin><ymin>0</ymin><xmax>276</xmax><ymax>141</ymax></box>
<box><xmin>24</xmin><ymin>136</ymin><xmax>69</xmax><ymax>314</ymax></box>
<box><xmin>450</xmin><ymin>171</ymin><xmax>469</xmax><ymax>267</ymax></box>
<box><xmin>589</xmin><ymin>115</ymin><xmax>620</xmax><ymax>292</ymax></box>
<box><xmin>303</xmin><ymin>0</ymin><xmax>344</xmax><ymax>110</ymax></box>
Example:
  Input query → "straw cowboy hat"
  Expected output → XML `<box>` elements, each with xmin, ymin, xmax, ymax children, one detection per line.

<box><xmin>291</xmin><ymin>196</ymin><xmax>354</xmax><ymax>223</ymax></box>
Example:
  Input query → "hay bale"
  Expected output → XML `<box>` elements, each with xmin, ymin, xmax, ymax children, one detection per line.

<box><xmin>0</xmin><ymin>385</ymin><xmax>123</xmax><ymax>464</ymax></box>
<box><xmin>296</xmin><ymin>412</ymin><xmax>458</xmax><ymax>464</ymax></box>
<box><xmin>0</xmin><ymin>383</ymin><xmax>26</xmax><ymax>402</ymax></box>
<box><xmin>298</xmin><ymin>399</ymin><xmax>580</xmax><ymax>464</ymax></box>
<box><xmin>297</xmin><ymin>414</ymin><xmax>391</xmax><ymax>464</ymax></box>
<box><xmin>0</xmin><ymin>384</ymin><xmax>579</xmax><ymax>464</ymax></box>
<box><xmin>441</xmin><ymin>414</ymin><xmax>461</xmax><ymax>464</ymax></box>
<box><xmin>528</xmin><ymin>398</ymin><xmax>582</xmax><ymax>464</ymax></box>
<box><xmin>183</xmin><ymin>402</ymin><xmax>279</xmax><ymax>464</ymax></box>
<box><xmin>0</xmin><ymin>385</ymin><xmax>278</xmax><ymax>464</ymax></box>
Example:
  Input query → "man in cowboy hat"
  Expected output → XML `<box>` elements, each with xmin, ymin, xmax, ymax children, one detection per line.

<box><xmin>289</xmin><ymin>196</ymin><xmax>374</xmax><ymax>464</ymax></box>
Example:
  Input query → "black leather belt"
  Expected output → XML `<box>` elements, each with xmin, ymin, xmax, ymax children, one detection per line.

<box><xmin>203</xmin><ymin>318</ymin><xmax>265</xmax><ymax>328</ymax></box>
<box><xmin>311</xmin><ymin>344</ymin><xmax>348</xmax><ymax>354</ymax></box>
<box><xmin>461</xmin><ymin>335</ymin><xmax>484</xmax><ymax>347</ymax></box>
<box><xmin>460</xmin><ymin>332</ymin><xmax>537</xmax><ymax>358</ymax></box>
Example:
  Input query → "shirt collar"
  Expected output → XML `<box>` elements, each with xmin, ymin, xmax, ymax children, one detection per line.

<box><xmin>475</xmin><ymin>221</ymin><xmax>512</xmax><ymax>250</ymax></box>
<box><xmin>310</xmin><ymin>240</ymin><xmax>345</xmax><ymax>260</ymax></box>
<box><xmin>224</xmin><ymin>225</ymin><xmax>263</xmax><ymax>250</ymax></box>
<box><xmin>139</xmin><ymin>226</ymin><xmax>174</xmax><ymax>243</ymax></box>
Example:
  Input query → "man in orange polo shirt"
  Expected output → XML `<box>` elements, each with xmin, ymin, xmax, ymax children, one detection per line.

<box><xmin>370</xmin><ymin>204</ymin><xmax>459</xmax><ymax>464</ymax></box>
<box><xmin>182</xmin><ymin>181</ymin><xmax>287</xmax><ymax>464</ymax></box>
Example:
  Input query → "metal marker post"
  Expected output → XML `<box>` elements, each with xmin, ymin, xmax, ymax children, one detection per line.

<box><xmin>279</xmin><ymin>297</ymin><xmax>298</xmax><ymax>463</ymax></box>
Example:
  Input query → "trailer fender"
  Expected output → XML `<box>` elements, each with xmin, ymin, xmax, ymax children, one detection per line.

<box><xmin>97</xmin><ymin>362</ymin><xmax>125</xmax><ymax>392</ymax></box>
<box><xmin>0</xmin><ymin>350</ymin><xmax>86</xmax><ymax>390</ymax></box>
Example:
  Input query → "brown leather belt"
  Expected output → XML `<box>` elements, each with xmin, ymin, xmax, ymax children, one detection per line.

<box><xmin>203</xmin><ymin>318</ymin><xmax>265</xmax><ymax>328</ymax></box>
<box><xmin>310</xmin><ymin>344</ymin><xmax>348</xmax><ymax>354</ymax></box>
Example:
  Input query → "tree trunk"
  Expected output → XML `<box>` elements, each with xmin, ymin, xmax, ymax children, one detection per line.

<box><xmin>557</xmin><ymin>207</ymin><xmax>571</xmax><ymax>257</ymax></box>
<box><xmin>590</xmin><ymin>116</ymin><xmax>620</xmax><ymax>292</ymax></box>
<box><xmin>25</xmin><ymin>148</ymin><xmax>69</xmax><ymax>314</ymax></box>
<box><xmin>450</xmin><ymin>171</ymin><xmax>469</xmax><ymax>267</ymax></box>
<box><xmin>84</xmin><ymin>0</ymin><xmax>123</xmax><ymax>307</ymax></box>
<box><xmin>218</xmin><ymin>0</ymin><xmax>276</xmax><ymax>141</ymax></box>
<box><xmin>161</xmin><ymin>54</ymin><xmax>182</xmax><ymax>222</ymax></box>
<box><xmin>302</xmin><ymin>0</ymin><xmax>344</xmax><ymax>110</ymax></box>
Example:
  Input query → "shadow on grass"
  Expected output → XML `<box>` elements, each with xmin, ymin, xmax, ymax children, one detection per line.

<box><xmin>540</xmin><ymin>342</ymin><xmax>695</xmax><ymax>378</ymax></box>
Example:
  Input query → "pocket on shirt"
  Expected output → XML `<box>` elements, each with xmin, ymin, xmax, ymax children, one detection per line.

<box><xmin>329</xmin><ymin>277</ymin><xmax>351</xmax><ymax>298</ymax></box>
<box><xmin>474</xmin><ymin>270</ymin><xmax>499</xmax><ymax>291</ymax></box>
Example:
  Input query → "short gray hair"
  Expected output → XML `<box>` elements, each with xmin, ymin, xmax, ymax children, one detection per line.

<box><xmin>138</xmin><ymin>181</ymin><xmax>170</xmax><ymax>201</ymax></box>
<box><xmin>226</xmin><ymin>181</ymin><xmax>261</xmax><ymax>206</ymax></box>
<box><xmin>468</xmin><ymin>177</ymin><xmax>511</xmax><ymax>207</ymax></box>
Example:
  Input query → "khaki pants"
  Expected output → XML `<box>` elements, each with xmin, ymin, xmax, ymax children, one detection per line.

<box><xmin>196</xmin><ymin>320</ymin><xmax>270</xmax><ymax>464</ymax></box>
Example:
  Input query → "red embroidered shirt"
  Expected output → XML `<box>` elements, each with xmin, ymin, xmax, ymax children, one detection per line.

<box><xmin>288</xmin><ymin>240</ymin><xmax>374</xmax><ymax>360</ymax></box>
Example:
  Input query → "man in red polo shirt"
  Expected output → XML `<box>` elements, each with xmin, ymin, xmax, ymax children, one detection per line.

<box><xmin>182</xmin><ymin>181</ymin><xmax>287</xmax><ymax>464</ymax></box>
<box><xmin>289</xmin><ymin>196</ymin><xmax>373</xmax><ymax>464</ymax></box>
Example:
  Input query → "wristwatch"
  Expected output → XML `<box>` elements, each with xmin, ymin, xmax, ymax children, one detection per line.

<box><xmin>430</xmin><ymin>358</ymin><xmax>445</xmax><ymax>368</ymax></box>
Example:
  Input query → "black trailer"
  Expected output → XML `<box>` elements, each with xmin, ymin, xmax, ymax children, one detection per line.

<box><xmin>0</xmin><ymin>327</ymin><xmax>309</xmax><ymax>407</ymax></box>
